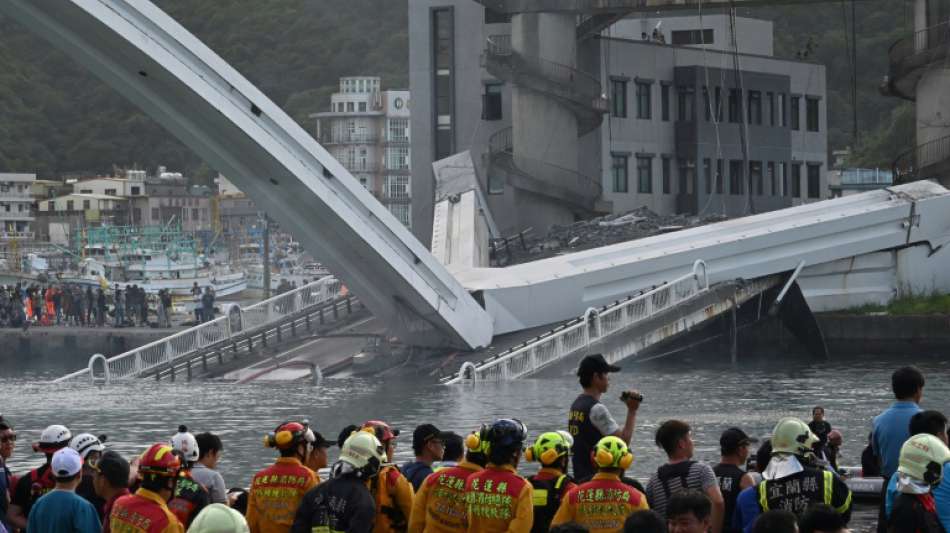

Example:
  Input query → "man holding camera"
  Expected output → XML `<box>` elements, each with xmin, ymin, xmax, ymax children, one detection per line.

<box><xmin>568</xmin><ymin>353</ymin><xmax>642</xmax><ymax>482</ymax></box>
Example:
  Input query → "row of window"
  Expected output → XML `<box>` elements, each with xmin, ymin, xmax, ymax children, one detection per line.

<box><xmin>610</xmin><ymin>154</ymin><xmax>822</xmax><ymax>199</ymax></box>
<box><xmin>149</xmin><ymin>207</ymin><xmax>208</xmax><ymax>221</ymax></box>
<box><xmin>610</xmin><ymin>79</ymin><xmax>821</xmax><ymax>132</ymax></box>
<box><xmin>335</xmin><ymin>101</ymin><xmax>370</xmax><ymax>113</ymax></box>
<box><xmin>340</xmin><ymin>78</ymin><xmax>379</xmax><ymax>95</ymax></box>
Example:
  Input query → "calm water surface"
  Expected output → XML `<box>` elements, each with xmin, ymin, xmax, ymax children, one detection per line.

<box><xmin>2</xmin><ymin>352</ymin><xmax>947</xmax><ymax>530</ymax></box>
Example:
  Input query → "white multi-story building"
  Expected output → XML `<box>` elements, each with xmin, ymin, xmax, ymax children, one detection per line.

<box><xmin>0</xmin><ymin>173</ymin><xmax>36</xmax><ymax>239</ymax></box>
<box><xmin>311</xmin><ymin>77</ymin><xmax>413</xmax><ymax>228</ymax></box>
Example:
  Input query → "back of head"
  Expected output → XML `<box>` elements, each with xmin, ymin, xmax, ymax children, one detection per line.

<box><xmin>754</xmin><ymin>440</ymin><xmax>773</xmax><ymax>473</ymax></box>
<box><xmin>799</xmin><ymin>504</ymin><xmax>846</xmax><ymax>533</ymax></box>
<box><xmin>752</xmin><ymin>510</ymin><xmax>798</xmax><ymax>533</ymax></box>
<box><xmin>171</xmin><ymin>426</ymin><xmax>199</xmax><ymax>465</ymax></box>
<box><xmin>655</xmin><ymin>420</ymin><xmax>690</xmax><ymax>456</ymax></box>
<box><xmin>624</xmin><ymin>510</ymin><xmax>666</xmax><ymax>533</ymax></box>
<box><xmin>909</xmin><ymin>410</ymin><xmax>948</xmax><ymax>438</ymax></box>
<box><xmin>188</xmin><ymin>503</ymin><xmax>250</xmax><ymax>533</ymax></box>
<box><xmin>442</xmin><ymin>432</ymin><xmax>464</xmax><ymax>463</ymax></box>
<box><xmin>892</xmin><ymin>366</ymin><xmax>925</xmax><ymax>400</ymax></box>
<box><xmin>667</xmin><ymin>490</ymin><xmax>711</xmax><ymax>521</ymax></box>
<box><xmin>487</xmin><ymin>419</ymin><xmax>528</xmax><ymax>466</ymax></box>
<box><xmin>96</xmin><ymin>450</ymin><xmax>131</xmax><ymax>489</ymax></box>
<box><xmin>195</xmin><ymin>432</ymin><xmax>223</xmax><ymax>461</ymax></box>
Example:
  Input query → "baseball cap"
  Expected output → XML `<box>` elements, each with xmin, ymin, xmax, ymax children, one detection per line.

<box><xmin>94</xmin><ymin>450</ymin><xmax>130</xmax><ymax>488</ymax></box>
<box><xmin>577</xmin><ymin>354</ymin><xmax>621</xmax><ymax>377</ymax></box>
<box><xmin>413</xmin><ymin>424</ymin><xmax>451</xmax><ymax>451</ymax></box>
<box><xmin>311</xmin><ymin>431</ymin><xmax>333</xmax><ymax>449</ymax></box>
<box><xmin>720</xmin><ymin>427</ymin><xmax>758</xmax><ymax>453</ymax></box>
<box><xmin>52</xmin><ymin>447</ymin><xmax>83</xmax><ymax>477</ymax></box>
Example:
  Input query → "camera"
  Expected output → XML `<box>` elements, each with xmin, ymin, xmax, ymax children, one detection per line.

<box><xmin>620</xmin><ymin>391</ymin><xmax>644</xmax><ymax>402</ymax></box>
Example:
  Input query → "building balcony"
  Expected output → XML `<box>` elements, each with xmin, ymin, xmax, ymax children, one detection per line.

<box><xmin>893</xmin><ymin>135</ymin><xmax>950</xmax><ymax>185</ymax></box>
<box><xmin>487</xmin><ymin>127</ymin><xmax>609</xmax><ymax>214</ymax></box>
<box><xmin>483</xmin><ymin>35</ymin><xmax>607</xmax><ymax>135</ymax></box>
<box><xmin>318</xmin><ymin>132</ymin><xmax>380</xmax><ymax>145</ymax></box>
<box><xmin>883</xmin><ymin>22</ymin><xmax>950</xmax><ymax>101</ymax></box>
<box><xmin>342</xmin><ymin>163</ymin><xmax>380</xmax><ymax>174</ymax></box>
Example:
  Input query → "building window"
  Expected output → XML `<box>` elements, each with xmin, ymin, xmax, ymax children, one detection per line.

<box><xmin>611</xmin><ymin>79</ymin><xmax>627</xmax><ymax>118</ymax></box>
<box><xmin>779</xmin><ymin>162</ymin><xmax>788</xmax><ymax>196</ymax></box>
<box><xmin>729</xmin><ymin>160</ymin><xmax>743</xmax><ymax>195</ymax></box>
<box><xmin>767</xmin><ymin>92</ymin><xmax>776</xmax><ymax>126</ymax></box>
<box><xmin>346</xmin><ymin>102</ymin><xmax>355</xmax><ymax>113</ymax></box>
<box><xmin>191</xmin><ymin>208</ymin><xmax>199</xmax><ymax>221</ymax></box>
<box><xmin>778</xmin><ymin>94</ymin><xmax>787</xmax><ymax>127</ymax></box>
<box><xmin>636</xmin><ymin>82</ymin><xmax>651</xmax><ymax>119</ymax></box>
<box><xmin>82</xmin><ymin>200</ymin><xmax>90</xmax><ymax>209</ymax></box>
<box><xmin>807</xmin><ymin>163</ymin><xmax>821</xmax><ymax>198</ymax></box>
<box><xmin>728</xmin><ymin>89</ymin><xmax>742</xmax><ymax>123</ymax></box>
<box><xmin>748</xmin><ymin>91</ymin><xmax>762</xmax><ymax>125</ymax></box>
<box><xmin>792</xmin><ymin>163</ymin><xmax>802</xmax><ymax>197</ymax></box>
<box><xmin>337</xmin><ymin>102</ymin><xmax>344</xmax><ymax>112</ymax></box>
<box><xmin>671</xmin><ymin>29</ymin><xmax>714</xmax><ymax>45</ymax></box>
<box><xmin>677</xmin><ymin>86</ymin><xmax>694</xmax><ymax>122</ymax></box>
<box><xmin>131</xmin><ymin>186</ymin><xmax>141</xmax><ymax>195</ymax></box>
<box><xmin>66</xmin><ymin>200</ymin><xmax>74</xmax><ymax>211</ymax></box>
<box><xmin>358</xmin><ymin>102</ymin><xmax>367</xmax><ymax>112</ymax></box>
<box><xmin>388</xmin><ymin>203</ymin><xmax>411</xmax><ymax>227</ymax></box>
<box><xmin>484</xmin><ymin>7</ymin><xmax>511</xmax><ymax>24</ymax></box>
<box><xmin>750</xmin><ymin>161</ymin><xmax>763</xmax><ymax>195</ymax></box>
<box><xmin>661</xmin><ymin>84</ymin><xmax>671</xmax><ymax>121</ymax></box>
<box><xmin>151</xmin><ymin>208</ymin><xmax>159</xmax><ymax>219</ymax></box>
<box><xmin>704</xmin><ymin>159</ymin><xmax>712</xmax><ymax>194</ymax></box>
<box><xmin>612</xmin><ymin>155</ymin><xmax>629</xmax><ymax>193</ymax></box>
<box><xmin>482</xmin><ymin>83</ymin><xmax>503</xmax><ymax>121</ymax></box>
<box><xmin>433</xmin><ymin>7</ymin><xmax>455</xmax><ymax>160</ymax></box>
<box><xmin>385</xmin><ymin>175</ymin><xmax>411</xmax><ymax>199</ymax></box>
<box><xmin>105</xmin><ymin>188</ymin><xmax>117</xmax><ymax>196</ymax></box>
<box><xmin>790</xmin><ymin>96</ymin><xmax>801</xmax><ymax>130</ymax></box>
<box><xmin>79</xmin><ymin>189</ymin><xmax>92</xmax><ymax>194</ymax></box>
<box><xmin>678</xmin><ymin>159</ymin><xmax>694</xmax><ymax>194</ymax></box>
<box><xmin>637</xmin><ymin>156</ymin><xmax>653</xmax><ymax>194</ymax></box>
<box><xmin>388</xmin><ymin>118</ymin><xmax>410</xmax><ymax>142</ymax></box>
<box><xmin>716</xmin><ymin>160</ymin><xmax>724</xmax><ymax>194</ymax></box>
<box><xmin>767</xmin><ymin>162</ymin><xmax>776</xmax><ymax>196</ymax></box>
<box><xmin>387</xmin><ymin>146</ymin><xmax>410</xmax><ymax>170</ymax></box>
<box><xmin>662</xmin><ymin>157</ymin><xmax>672</xmax><ymax>194</ymax></box>
<box><xmin>806</xmin><ymin>97</ymin><xmax>820</xmax><ymax>132</ymax></box>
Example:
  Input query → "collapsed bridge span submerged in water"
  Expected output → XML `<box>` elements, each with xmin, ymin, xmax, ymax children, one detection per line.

<box><xmin>13</xmin><ymin>2</ymin><xmax>950</xmax><ymax>385</ymax></box>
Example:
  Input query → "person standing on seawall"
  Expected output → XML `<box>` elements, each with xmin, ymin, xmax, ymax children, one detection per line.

<box><xmin>568</xmin><ymin>354</ymin><xmax>641</xmax><ymax>482</ymax></box>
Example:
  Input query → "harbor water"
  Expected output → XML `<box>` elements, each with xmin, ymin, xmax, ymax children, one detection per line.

<box><xmin>3</xmin><ymin>351</ymin><xmax>948</xmax><ymax>529</ymax></box>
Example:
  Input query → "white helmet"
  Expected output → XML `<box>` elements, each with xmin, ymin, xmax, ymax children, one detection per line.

<box><xmin>69</xmin><ymin>433</ymin><xmax>104</xmax><ymax>460</ymax></box>
<box><xmin>171</xmin><ymin>425</ymin><xmax>200</xmax><ymax>463</ymax></box>
<box><xmin>37</xmin><ymin>424</ymin><xmax>71</xmax><ymax>452</ymax></box>
<box><xmin>339</xmin><ymin>431</ymin><xmax>387</xmax><ymax>479</ymax></box>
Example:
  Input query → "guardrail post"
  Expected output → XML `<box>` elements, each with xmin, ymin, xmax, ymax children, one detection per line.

<box><xmin>202</xmin><ymin>353</ymin><xmax>208</xmax><ymax>372</ymax></box>
<box><xmin>346</xmin><ymin>297</ymin><xmax>352</xmax><ymax>314</ymax></box>
<box><xmin>291</xmin><ymin>319</ymin><xmax>297</xmax><ymax>337</ymax></box>
<box><xmin>186</xmin><ymin>360</ymin><xmax>192</xmax><ymax>382</ymax></box>
<box><xmin>218</xmin><ymin>351</ymin><xmax>224</xmax><ymax>365</ymax></box>
<box><xmin>333</xmin><ymin>302</ymin><xmax>339</xmax><ymax>319</ymax></box>
<box><xmin>319</xmin><ymin>307</ymin><xmax>325</xmax><ymax>324</ymax></box>
<box><xmin>277</xmin><ymin>325</ymin><xmax>282</xmax><ymax>343</ymax></box>
<box><xmin>169</xmin><ymin>364</ymin><xmax>175</xmax><ymax>382</ymax></box>
<box><xmin>306</xmin><ymin>314</ymin><xmax>311</xmax><ymax>332</ymax></box>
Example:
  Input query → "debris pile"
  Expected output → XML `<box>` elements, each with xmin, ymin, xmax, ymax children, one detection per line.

<box><xmin>493</xmin><ymin>207</ymin><xmax>728</xmax><ymax>265</ymax></box>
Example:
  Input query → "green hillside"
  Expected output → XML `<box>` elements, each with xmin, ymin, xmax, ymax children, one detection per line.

<box><xmin>0</xmin><ymin>1</ymin><xmax>913</xmax><ymax>179</ymax></box>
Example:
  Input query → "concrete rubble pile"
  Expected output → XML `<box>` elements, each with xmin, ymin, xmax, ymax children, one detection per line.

<box><xmin>494</xmin><ymin>207</ymin><xmax>728</xmax><ymax>265</ymax></box>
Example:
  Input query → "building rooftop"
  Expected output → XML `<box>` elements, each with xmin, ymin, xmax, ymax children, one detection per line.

<box><xmin>0</xmin><ymin>173</ymin><xmax>37</xmax><ymax>182</ymax></box>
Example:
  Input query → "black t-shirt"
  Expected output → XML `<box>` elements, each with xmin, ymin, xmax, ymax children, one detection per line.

<box><xmin>888</xmin><ymin>493</ymin><xmax>945</xmax><ymax>533</ymax></box>
<box><xmin>569</xmin><ymin>394</ymin><xmax>604</xmax><ymax>481</ymax></box>
<box><xmin>291</xmin><ymin>474</ymin><xmax>376</xmax><ymax>533</ymax></box>
<box><xmin>809</xmin><ymin>420</ymin><xmax>832</xmax><ymax>445</ymax></box>
<box><xmin>714</xmin><ymin>463</ymin><xmax>745</xmax><ymax>533</ymax></box>
<box><xmin>76</xmin><ymin>466</ymin><xmax>106</xmax><ymax>519</ymax></box>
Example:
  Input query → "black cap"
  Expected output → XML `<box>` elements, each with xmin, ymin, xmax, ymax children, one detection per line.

<box><xmin>94</xmin><ymin>450</ymin><xmax>130</xmax><ymax>488</ymax></box>
<box><xmin>577</xmin><ymin>354</ymin><xmax>621</xmax><ymax>378</ymax></box>
<box><xmin>413</xmin><ymin>424</ymin><xmax>451</xmax><ymax>451</ymax></box>
<box><xmin>337</xmin><ymin>425</ymin><xmax>360</xmax><ymax>449</ymax></box>
<box><xmin>312</xmin><ymin>431</ymin><xmax>333</xmax><ymax>449</ymax></box>
<box><xmin>720</xmin><ymin>427</ymin><xmax>758</xmax><ymax>453</ymax></box>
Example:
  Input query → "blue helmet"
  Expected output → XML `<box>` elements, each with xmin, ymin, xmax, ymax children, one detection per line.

<box><xmin>488</xmin><ymin>419</ymin><xmax>528</xmax><ymax>450</ymax></box>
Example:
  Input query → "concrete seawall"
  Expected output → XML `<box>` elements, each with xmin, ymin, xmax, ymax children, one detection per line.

<box><xmin>1</xmin><ymin>327</ymin><xmax>181</xmax><ymax>363</ymax></box>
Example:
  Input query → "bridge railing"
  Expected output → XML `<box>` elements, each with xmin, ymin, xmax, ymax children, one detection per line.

<box><xmin>442</xmin><ymin>261</ymin><xmax>708</xmax><ymax>384</ymax></box>
<box><xmin>53</xmin><ymin>277</ymin><xmax>343</xmax><ymax>383</ymax></box>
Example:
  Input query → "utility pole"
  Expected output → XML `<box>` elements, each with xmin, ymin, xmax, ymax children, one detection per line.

<box><xmin>261</xmin><ymin>214</ymin><xmax>271</xmax><ymax>299</ymax></box>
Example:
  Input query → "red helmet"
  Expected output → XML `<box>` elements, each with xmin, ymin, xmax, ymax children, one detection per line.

<box><xmin>361</xmin><ymin>420</ymin><xmax>399</xmax><ymax>443</ymax></box>
<box><xmin>138</xmin><ymin>443</ymin><xmax>181</xmax><ymax>478</ymax></box>
<box><xmin>264</xmin><ymin>421</ymin><xmax>313</xmax><ymax>450</ymax></box>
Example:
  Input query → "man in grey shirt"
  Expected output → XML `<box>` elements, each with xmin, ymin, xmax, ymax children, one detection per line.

<box><xmin>191</xmin><ymin>432</ymin><xmax>227</xmax><ymax>504</ymax></box>
<box><xmin>646</xmin><ymin>419</ymin><xmax>725</xmax><ymax>533</ymax></box>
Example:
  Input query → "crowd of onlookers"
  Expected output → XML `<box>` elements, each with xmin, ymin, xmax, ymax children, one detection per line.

<box><xmin>0</xmin><ymin>361</ymin><xmax>944</xmax><ymax>532</ymax></box>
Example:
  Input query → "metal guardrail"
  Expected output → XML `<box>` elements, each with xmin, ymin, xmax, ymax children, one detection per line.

<box><xmin>893</xmin><ymin>135</ymin><xmax>950</xmax><ymax>183</ymax></box>
<box><xmin>485</xmin><ymin>35</ymin><xmax>607</xmax><ymax>113</ymax></box>
<box><xmin>488</xmin><ymin>126</ymin><xmax>604</xmax><ymax>201</ymax></box>
<box><xmin>53</xmin><ymin>277</ymin><xmax>343</xmax><ymax>383</ymax></box>
<box><xmin>442</xmin><ymin>261</ymin><xmax>708</xmax><ymax>384</ymax></box>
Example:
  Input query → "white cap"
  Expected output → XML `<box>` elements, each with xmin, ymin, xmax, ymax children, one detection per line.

<box><xmin>52</xmin><ymin>447</ymin><xmax>83</xmax><ymax>477</ymax></box>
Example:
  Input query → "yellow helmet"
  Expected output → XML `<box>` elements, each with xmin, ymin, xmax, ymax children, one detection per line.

<box><xmin>593</xmin><ymin>436</ymin><xmax>634</xmax><ymax>470</ymax></box>
<box><xmin>771</xmin><ymin>417</ymin><xmax>818</xmax><ymax>456</ymax></box>
<box><xmin>525</xmin><ymin>432</ymin><xmax>571</xmax><ymax>465</ymax></box>
<box><xmin>898</xmin><ymin>434</ymin><xmax>950</xmax><ymax>486</ymax></box>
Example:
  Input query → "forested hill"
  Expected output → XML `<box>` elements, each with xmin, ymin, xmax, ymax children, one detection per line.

<box><xmin>0</xmin><ymin>0</ymin><xmax>910</xmax><ymax>181</ymax></box>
